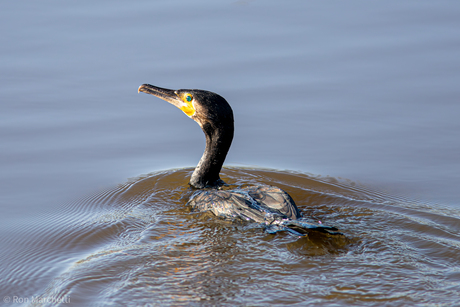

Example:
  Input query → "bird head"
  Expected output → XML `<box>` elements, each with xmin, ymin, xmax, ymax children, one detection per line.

<box><xmin>138</xmin><ymin>84</ymin><xmax>233</xmax><ymax>130</ymax></box>
<box><xmin>138</xmin><ymin>83</ymin><xmax>234</xmax><ymax>188</ymax></box>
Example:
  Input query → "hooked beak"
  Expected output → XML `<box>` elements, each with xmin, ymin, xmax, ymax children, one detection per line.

<box><xmin>138</xmin><ymin>84</ymin><xmax>180</xmax><ymax>106</ymax></box>
<box><xmin>138</xmin><ymin>84</ymin><xmax>196</xmax><ymax>117</ymax></box>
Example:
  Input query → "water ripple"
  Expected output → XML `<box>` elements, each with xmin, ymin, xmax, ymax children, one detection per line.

<box><xmin>20</xmin><ymin>168</ymin><xmax>460</xmax><ymax>307</ymax></box>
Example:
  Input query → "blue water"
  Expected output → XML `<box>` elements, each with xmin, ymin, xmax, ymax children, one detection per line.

<box><xmin>1</xmin><ymin>1</ymin><xmax>460</xmax><ymax>306</ymax></box>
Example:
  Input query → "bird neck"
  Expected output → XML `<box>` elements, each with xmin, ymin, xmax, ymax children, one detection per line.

<box><xmin>190</xmin><ymin>122</ymin><xmax>234</xmax><ymax>188</ymax></box>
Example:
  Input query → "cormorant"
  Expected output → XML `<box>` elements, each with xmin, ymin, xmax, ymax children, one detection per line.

<box><xmin>138</xmin><ymin>84</ymin><xmax>339</xmax><ymax>236</ymax></box>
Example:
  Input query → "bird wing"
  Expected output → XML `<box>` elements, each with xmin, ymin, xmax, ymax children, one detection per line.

<box><xmin>241</xmin><ymin>185</ymin><xmax>302</xmax><ymax>220</ymax></box>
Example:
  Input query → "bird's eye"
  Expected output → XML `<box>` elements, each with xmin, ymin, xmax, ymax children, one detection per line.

<box><xmin>185</xmin><ymin>94</ymin><xmax>193</xmax><ymax>102</ymax></box>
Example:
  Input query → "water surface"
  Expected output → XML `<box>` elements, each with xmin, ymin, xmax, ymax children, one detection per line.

<box><xmin>5</xmin><ymin>168</ymin><xmax>460</xmax><ymax>306</ymax></box>
<box><xmin>1</xmin><ymin>1</ymin><xmax>460</xmax><ymax>306</ymax></box>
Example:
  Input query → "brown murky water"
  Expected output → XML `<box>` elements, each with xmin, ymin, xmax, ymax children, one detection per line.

<box><xmin>2</xmin><ymin>1</ymin><xmax>460</xmax><ymax>306</ymax></box>
<box><xmin>3</xmin><ymin>168</ymin><xmax>457</xmax><ymax>306</ymax></box>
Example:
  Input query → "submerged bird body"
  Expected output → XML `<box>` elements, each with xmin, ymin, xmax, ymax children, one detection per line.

<box><xmin>189</xmin><ymin>185</ymin><xmax>301</xmax><ymax>222</ymax></box>
<box><xmin>138</xmin><ymin>84</ymin><xmax>339</xmax><ymax>236</ymax></box>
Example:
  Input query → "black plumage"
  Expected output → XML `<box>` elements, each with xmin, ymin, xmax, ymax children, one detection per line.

<box><xmin>138</xmin><ymin>84</ymin><xmax>339</xmax><ymax>236</ymax></box>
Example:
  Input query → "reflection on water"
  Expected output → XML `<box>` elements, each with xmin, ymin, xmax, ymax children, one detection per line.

<box><xmin>2</xmin><ymin>1</ymin><xmax>460</xmax><ymax>306</ymax></box>
<box><xmin>12</xmin><ymin>168</ymin><xmax>458</xmax><ymax>306</ymax></box>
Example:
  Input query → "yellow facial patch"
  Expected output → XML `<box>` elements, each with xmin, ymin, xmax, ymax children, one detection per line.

<box><xmin>176</xmin><ymin>92</ymin><xmax>196</xmax><ymax>117</ymax></box>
